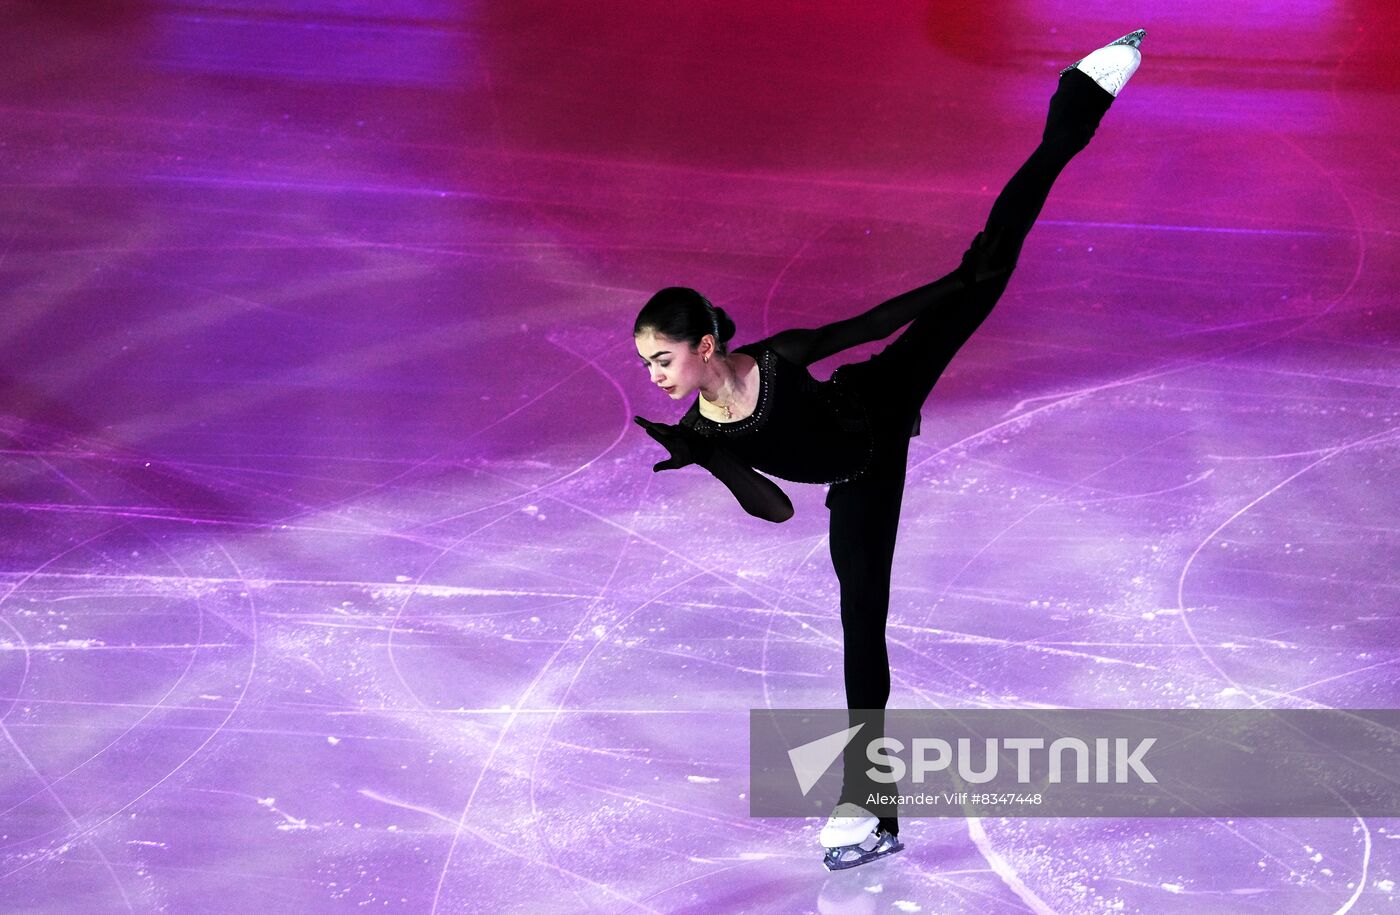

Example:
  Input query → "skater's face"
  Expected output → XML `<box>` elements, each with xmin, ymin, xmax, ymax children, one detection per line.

<box><xmin>635</xmin><ymin>330</ymin><xmax>710</xmax><ymax>400</ymax></box>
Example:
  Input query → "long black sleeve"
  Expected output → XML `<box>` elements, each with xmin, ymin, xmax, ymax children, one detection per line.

<box><xmin>760</xmin><ymin>234</ymin><xmax>1011</xmax><ymax>368</ymax></box>
<box><xmin>757</xmin><ymin>269</ymin><xmax>964</xmax><ymax>367</ymax></box>
<box><xmin>696</xmin><ymin>447</ymin><xmax>794</xmax><ymax>523</ymax></box>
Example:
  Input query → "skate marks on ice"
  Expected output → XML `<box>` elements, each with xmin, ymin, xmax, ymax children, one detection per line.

<box><xmin>3</xmin><ymin>0</ymin><xmax>1400</xmax><ymax>911</ymax></box>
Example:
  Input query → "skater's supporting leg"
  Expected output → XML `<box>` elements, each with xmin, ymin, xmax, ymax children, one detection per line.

<box><xmin>826</xmin><ymin>436</ymin><xmax>911</xmax><ymax>836</ymax></box>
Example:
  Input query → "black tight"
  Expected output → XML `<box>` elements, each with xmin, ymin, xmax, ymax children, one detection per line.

<box><xmin>824</xmin><ymin>69</ymin><xmax>1114</xmax><ymax>836</ymax></box>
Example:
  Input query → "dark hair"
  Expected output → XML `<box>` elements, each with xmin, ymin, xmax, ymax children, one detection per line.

<box><xmin>633</xmin><ymin>286</ymin><xmax>736</xmax><ymax>356</ymax></box>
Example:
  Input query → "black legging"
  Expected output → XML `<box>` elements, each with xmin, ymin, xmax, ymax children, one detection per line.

<box><xmin>824</xmin><ymin>69</ymin><xmax>1115</xmax><ymax>836</ymax></box>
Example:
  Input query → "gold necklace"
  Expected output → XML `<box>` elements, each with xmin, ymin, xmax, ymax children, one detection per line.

<box><xmin>704</xmin><ymin>395</ymin><xmax>735</xmax><ymax>420</ymax></box>
<box><xmin>706</xmin><ymin>383</ymin><xmax>739</xmax><ymax>420</ymax></box>
<box><xmin>704</xmin><ymin>357</ymin><xmax>745</xmax><ymax>420</ymax></box>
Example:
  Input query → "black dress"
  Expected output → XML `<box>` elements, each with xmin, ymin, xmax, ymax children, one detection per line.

<box><xmin>678</xmin><ymin>340</ymin><xmax>897</xmax><ymax>487</ymax></box>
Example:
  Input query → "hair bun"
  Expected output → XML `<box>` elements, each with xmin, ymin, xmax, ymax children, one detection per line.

<box><xmin>634</xmin><ymin>286</ymin><xmax>739</xmax><ymax>357</ymax></box>
<box><xmin>711</xmin><ymin>305</ymin><xmax>737</xmax><ymax>343</ymax></box>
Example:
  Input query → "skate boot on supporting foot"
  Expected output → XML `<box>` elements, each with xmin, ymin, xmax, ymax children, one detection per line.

<box><xmin>820</xmin><ymin>803</ymin><xmax>904</xmax><ymax>871</ymax></box>
<box><xmin>1060</xmin><ymin>29</ymin><xmax>1146</xmax><ymax>97</ymax></box>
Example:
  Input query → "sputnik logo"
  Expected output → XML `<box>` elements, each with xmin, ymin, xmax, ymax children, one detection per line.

<box><xmin>787</xmin><ymin>723</ymin><xmax>863</xmax><ymax>796</ymax></box>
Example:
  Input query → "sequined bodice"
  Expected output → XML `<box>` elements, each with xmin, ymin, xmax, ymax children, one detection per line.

<box><xmin>680</xmin><ymin>341</ymin><xmax>873</xmax><ymax>485</ymax></box>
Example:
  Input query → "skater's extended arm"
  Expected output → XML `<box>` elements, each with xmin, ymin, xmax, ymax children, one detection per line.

<box><xmin>634</xmin><ymin>416</ymin><xmax>794</xmax><ymax>523</ymax></box>
<box><xmin>761</xmin><ymin>270</ymin><xmax>966</xmax><ymax>367</ymax></box>
<box><xmin>762</xmin><ymin>234</ymin><xmax>1010</xmax><ymax>368</ymax></box>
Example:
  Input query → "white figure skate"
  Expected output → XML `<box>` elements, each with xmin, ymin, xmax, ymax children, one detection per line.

<box><xmin>1060</xmin><ymin>29</ymin><xmax>1146</xmax><ymax>97</ymax></box>
<box><xmin>820</xmin><ymin>802</ymin><xmax>903</xmax><ymax>871</ymax></box>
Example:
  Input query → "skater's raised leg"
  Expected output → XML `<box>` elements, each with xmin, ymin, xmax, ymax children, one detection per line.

<box><xmin>867</xmin><ymin>29</ymin><xmax>1146</xmax><ymax>422</ymax></box>
<box><xmin>974</xmin><ymin>77</ymin><xmax>1115</xmax><ymax>276</ymax></box>
<box><xmin>814</xmin><ymin>31</ymin><xmax>1146</xmax><ymax>871</ymax></box>
<box><xmin>976</xmin><ymin>30</ymin><xmax>1144</xmax><ymax>275</ymax></box>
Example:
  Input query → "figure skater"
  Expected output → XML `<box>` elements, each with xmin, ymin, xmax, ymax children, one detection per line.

<box><xmin>632</xmin><ymin>30</ymin><xmax>1146</xmax><ymax>870</ymax></box>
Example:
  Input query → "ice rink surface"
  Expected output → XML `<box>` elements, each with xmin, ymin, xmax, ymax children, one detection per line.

<box><xmin>1</xmin><ymin>0</ymin><xmax>1398</xmax><ymax>911</ymax></box>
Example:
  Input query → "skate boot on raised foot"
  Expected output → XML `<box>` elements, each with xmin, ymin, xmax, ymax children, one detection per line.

<box><xmin>1060</xmin><ymin>29</ymin><xmax>1146</xmax><ymax>97</ymax></box>
<box><xmin>1042</xmin><ymin>29</ymin><xmax>1143</xmax><ymax>149</ymax></box>
<box><xmin>820</xmin><ymin>802</ymin><xmax>904</xmax><ymax>871</ymax></box>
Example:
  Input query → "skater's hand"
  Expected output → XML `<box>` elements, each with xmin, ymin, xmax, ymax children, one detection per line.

<box><xmin>959</xmin><ymin>229</ymin><xmax>1016</xmax><ymax>288</ymax></box>
<box><xmin>634</xmin><ymin>416</ymin><xmax>712</xmax><ymax>472</ymax></box>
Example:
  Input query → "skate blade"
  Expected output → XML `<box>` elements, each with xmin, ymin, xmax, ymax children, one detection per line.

<box><xmin>822</xmin><ymin>834</ymin><xmax>905</xmax><ymax>871</ymax></box>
